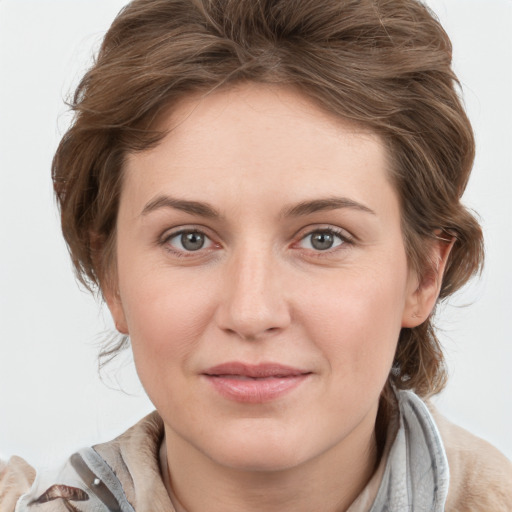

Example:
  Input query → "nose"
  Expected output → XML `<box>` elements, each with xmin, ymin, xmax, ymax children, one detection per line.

<box><xmin>215</xmin><ymin>247</ymin><xmax>291</xmax><ymax>340</ymax></box>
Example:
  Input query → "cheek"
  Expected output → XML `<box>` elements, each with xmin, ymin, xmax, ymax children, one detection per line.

<box><xmin>119</xmin><ymin>270</ymin><xmax>220</xmax><ymax>416</ymax></box>
<box><xmin>117</xmin><ymin>263</ymin><xmax>217</xmax><ymax>369</ymax></box>
<box><xmin>299</xmin><ymin>266</ymin><xmax>407</xmax><ymax>384</ymax></box>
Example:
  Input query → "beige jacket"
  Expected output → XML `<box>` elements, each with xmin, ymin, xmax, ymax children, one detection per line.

<box><xmin>2</xmin><ymin>392</ymin><xmax>511</xmax><ymax>511</ymax></box>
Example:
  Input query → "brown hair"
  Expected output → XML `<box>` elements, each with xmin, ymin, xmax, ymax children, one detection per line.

<box><xmin>53</xmin><ymin>0</ymin><xmax>484</xmax><ymax>397</ymax></box>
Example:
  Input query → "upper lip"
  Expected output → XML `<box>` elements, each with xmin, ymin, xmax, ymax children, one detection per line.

<box><xmin>203</xmin><ymin>362</ymin><xmax>310</xmax><ymax>378</ymax></box>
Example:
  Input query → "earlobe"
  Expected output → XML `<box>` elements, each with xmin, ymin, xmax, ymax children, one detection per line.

<box><xmin>104</xmin><ymin>286</ymin><xmax>129</xmax><ymax>335</ymax></box>
<box><xmin>402</xmin><ymin>235</ymin><xmax>455</xmax><ymax>328</ymax></box>
<box><xmin>89</xmin><ymin>230</ymin><xmax>129</xmax><ymax>334</ymax></box>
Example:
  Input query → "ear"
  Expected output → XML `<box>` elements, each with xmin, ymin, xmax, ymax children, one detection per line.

<box><xmin>103</xmin><ymin>284</ymin><xmax>129</xmax><ymax>335</ymax></box>
<box><xmin>90</xmin><ymin>230</ymin><xmax>129</xmax><ymax>335</ymax></box>
<box><xmin>402</xmin><ymin>235</ymin><xmax>455</xmax><ymax>328</ymax></box>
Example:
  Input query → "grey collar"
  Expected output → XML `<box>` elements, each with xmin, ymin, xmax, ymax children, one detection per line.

<box><xmin>369</xmin><ymin>390</ymin><xmax>449</xmax><ymax>511</ymax></box>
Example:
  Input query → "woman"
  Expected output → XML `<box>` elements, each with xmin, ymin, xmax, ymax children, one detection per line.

<box><xmin>1</xmin><ymin>0</ymin><xmax>511</xmax><ymax>510</ymax></box>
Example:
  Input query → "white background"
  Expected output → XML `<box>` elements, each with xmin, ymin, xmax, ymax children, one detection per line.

<box><xmin>0</xmin><ymin>0</ymin><xmax>511</xmax><ymax>469</ymax></box>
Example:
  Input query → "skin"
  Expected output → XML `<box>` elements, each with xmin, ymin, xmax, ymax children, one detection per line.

<box><xmin>106</xmin><ymin>83</ymin><xmax>450</xmax><ymax>512</ymax></box>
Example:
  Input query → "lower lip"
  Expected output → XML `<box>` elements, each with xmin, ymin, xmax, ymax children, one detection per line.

<box><xmin>204</xmin><ymin>374</ymin><xmax>310</xmax><ymax>403</ymax></box>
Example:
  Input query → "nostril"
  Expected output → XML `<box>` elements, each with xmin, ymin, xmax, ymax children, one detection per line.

<box><xmin>223</xmin><ymin>325</ymin><xmax>281</xmax><ymax>341</ymax></box>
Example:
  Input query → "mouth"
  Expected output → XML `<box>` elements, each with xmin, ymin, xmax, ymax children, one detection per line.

<box><xmin>202</xmin><ymin>362</ymin><xmax>312</xmax><ymax>403</ymax></box>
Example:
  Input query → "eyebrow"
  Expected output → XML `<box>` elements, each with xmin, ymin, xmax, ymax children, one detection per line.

<box><xmin>141</xmin><ymin>195</ymin><xmax>221</xmax><ymax>218</ymax></box>
<box><xmin>281</xmin><ymin>197</ymin><xmax>376</xmax><ymax>217</ymax></box>
<box><xmin>141</xmin><ymin>195</ymin><xmax>375</xmax><ymax>219</ymax></box>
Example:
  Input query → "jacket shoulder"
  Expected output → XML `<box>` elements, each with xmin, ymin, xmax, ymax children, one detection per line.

<box><xmin>0</xmin><ymin>456</ymin><xmax>36</xmax><ymax>511</ymax></box>
<box><xmin>430</xmin><ymin>407</ymin><xmax>512</xmax><ymax>511</ymax></box>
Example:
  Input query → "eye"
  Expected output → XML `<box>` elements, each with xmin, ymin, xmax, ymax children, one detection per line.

<box><xmin>298</xmin><ymin>229</ymin><xmax>346</xmax><ymax>251</ymax></box>
<box><xmin>166</xmin><ymin>230</ymin><xmax>214</xmax><ymax>252</ymax></box>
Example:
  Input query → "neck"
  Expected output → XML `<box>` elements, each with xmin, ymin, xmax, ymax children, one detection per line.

<box><xmin>162</xmin><ymin>411</ymin><xmax>380</xmax><ymax>512</ymax></box>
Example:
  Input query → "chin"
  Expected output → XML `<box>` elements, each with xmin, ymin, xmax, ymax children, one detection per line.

<box><xmin>214</xmin><ymin>444</ymin><xmax>307</xmax><ymax>473</ymax></box>
<box><xmin>196</xmin><ymin>421</ymin><xmax>314</xmax><ymax>473</ymax></box>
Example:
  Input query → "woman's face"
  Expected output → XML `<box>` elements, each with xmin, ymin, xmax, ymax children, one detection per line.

<box><xmin>108</xmin><ymin>83</ymin><xmax>426</xmax><ymax>472</ymax></box>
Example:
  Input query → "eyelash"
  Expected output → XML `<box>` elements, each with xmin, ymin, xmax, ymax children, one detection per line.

<box><xmin>293</xmin><ymin>226</ymin><xmax>354</xmax><ymax>258</ymax></box>
<box><xmin>159</xmin><ymin>226</ymin><xmax>354</xmax><ymax>258</ymax></box>
<box><xmin>160</xmin><ymin>228</ymin><xmax>217</xmax><ymax>258</ymax></box>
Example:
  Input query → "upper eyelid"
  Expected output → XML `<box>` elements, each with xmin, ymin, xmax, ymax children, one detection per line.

<box><xmin>160</xmin><ymin>225</ymin><xmax>214</xmax><ymax>241</ymax></box>
<box><xmin>159</xmin><ymin>226</ymin><xmax>217</xmax><ymax>251</ymax></box>
<box><xmin>301</xmin><ymin>230</ymin><xmax>349</xmax><ymax>246</ymax></box>
<box><xmin>287</xmin><ymin>227</ymin><xmax>355</xmax><ymax>259</ymax></box>
<box><xmin>160</xmin><ymin>229</ymin><xmax>219</xmax><ymax>258</ymax></box>
<box><xmin>295</xmin><ymin>225</ymin><xmax>354</xmax><ymax>242</ymax></box>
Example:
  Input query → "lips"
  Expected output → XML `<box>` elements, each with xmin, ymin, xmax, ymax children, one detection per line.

<box><xmin>202</xmin><ymin>362</ymin><xmax>311</xmax><ymax>403</ymax></box>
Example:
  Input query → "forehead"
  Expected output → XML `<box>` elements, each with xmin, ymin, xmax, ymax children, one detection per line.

<box><xmin>152</xmin><ymin>83</ymin><xmax>382</xmax><ymax>158</ymax></box>
<box><xmin>122</xmin><ymin>83</ymin><xmax>397</xmax><ymax>218</ymax></box>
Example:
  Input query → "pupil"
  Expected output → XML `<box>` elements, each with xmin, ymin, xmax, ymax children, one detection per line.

<box><xmin>181</xmin><ymin>232</ymin><xmax>204</xmax><ymax>251</ymax></box>
<box><xmin>311</xmin><ymin>232</ymin><xmax>334</xmax><ymax>250</ymax></box>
